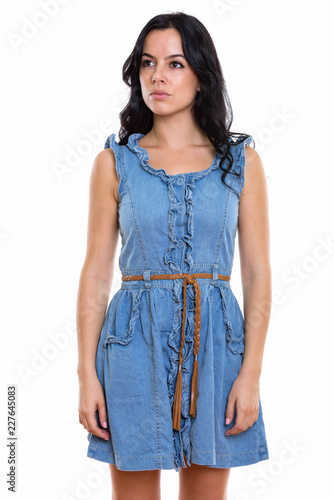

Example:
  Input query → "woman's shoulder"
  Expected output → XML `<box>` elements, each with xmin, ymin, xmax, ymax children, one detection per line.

<box><xmin>245</xmin><ymin>143</ymin><xmax>261</xmax><ymax>164</ymax></box>
<box><xmin>92</xmin><ymin>147</ymin><xmax>120</xmax><ymax>203</ymax></box>
<box><xmin>243</xmin><ymin>145</ymin><xmax>266</xmax><ymax>194</ymax></box>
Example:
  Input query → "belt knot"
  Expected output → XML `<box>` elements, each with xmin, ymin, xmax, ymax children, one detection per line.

<box><xmin>182</xmin><ymin>273</ymin><xmax>196</xmax><ymax>285</ymax></box>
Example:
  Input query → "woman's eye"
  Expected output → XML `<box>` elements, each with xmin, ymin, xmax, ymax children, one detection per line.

<box><xmin>170</xmin><ymin>61</ymin><xmax>184</xmax><ymax>68</ymax></box>
<box><xmin>141</xmin><ymin>60</ymin><xmax>184</xmax><ymax>68</ymax></box>
<box><xmin>142</xmin><ymin>60</ymin><xmax>153</xmax><ymax>67</ymax></box>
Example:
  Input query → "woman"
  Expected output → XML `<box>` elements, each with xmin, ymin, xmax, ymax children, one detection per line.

<box><xmin>77</xmin><ymin>12</ymin><xmax>271</xmax><ymax>500</ymax></box>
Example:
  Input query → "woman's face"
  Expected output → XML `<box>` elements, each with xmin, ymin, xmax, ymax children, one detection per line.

<box><xmin>139</xmin><ymin>28</ymin><xmax>201</xmax><ymax>117</ymax></box>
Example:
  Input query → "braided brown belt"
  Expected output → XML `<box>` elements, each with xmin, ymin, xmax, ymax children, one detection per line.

<box><xmin>121</xmin><ymin>272</ymin><xmax>231</xmax><ymax>430</ymax></box>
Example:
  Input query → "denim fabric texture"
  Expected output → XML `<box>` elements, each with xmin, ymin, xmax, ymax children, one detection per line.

<box><xmin>86</xmin><ymin>132</ymin><xmax>270</xmax><ymax>471</ymax></box>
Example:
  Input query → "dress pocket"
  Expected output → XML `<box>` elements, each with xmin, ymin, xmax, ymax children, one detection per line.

<box><xmin>218</xmin><ymin>287</ymin><xmax>245</xmax><ymax>355</ymax></box>
<box><xmin>103</xmin><ymin>289</ymin><xmax>145</xmax><ymax>348</ymax></box>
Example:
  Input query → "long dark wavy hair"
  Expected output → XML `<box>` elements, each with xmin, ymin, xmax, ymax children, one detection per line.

<box><xmin>117</xmin><ymin>12</ymin><xmax>254</xmax><ymax>189</ymax></box>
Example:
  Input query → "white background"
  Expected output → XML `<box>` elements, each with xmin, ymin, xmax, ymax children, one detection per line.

<box><xmin>1</xmin><ymin>0</ymin><xmax>333</xmax><ymax>498</ymax></box>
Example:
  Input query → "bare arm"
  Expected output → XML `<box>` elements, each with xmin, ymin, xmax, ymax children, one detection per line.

<box><xmin>224</xmin><ymin>145</ymin><xmax>271</xmax><ymax>436</ymax></box>
<box><xmin>76</xmin><ymin>147</ymin><xmax>120</xmax><ymax>379</ymax></box>
<box><xmin>76</xmin><ymin>147</ymin><xmax>120</xmax><ymax>440</ymax></box>
<box><xmin>237</xmin><ymin>145</ymin><xmax>272</xmax><ymax>378</ymax></box>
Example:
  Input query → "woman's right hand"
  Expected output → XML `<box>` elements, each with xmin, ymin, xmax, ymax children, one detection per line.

<box><xmin>78</xmin><ymin>373</ymin><xmax>110</xmax><ymax>440</ymax></box>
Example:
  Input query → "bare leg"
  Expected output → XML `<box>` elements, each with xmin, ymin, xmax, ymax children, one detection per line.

<box><xmin>178</xmin><ymin>453</ymin><xmax>230</xmax><ymax>500</ymax></box>
<box><xmin>109</xmin><ymin>464</ymin><xmax>161</xmax><ymax>500</ymax></box>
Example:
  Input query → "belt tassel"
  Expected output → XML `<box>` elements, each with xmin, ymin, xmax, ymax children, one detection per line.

<box><xmin>190</xmin><ymin>356</ymin><xmax>198</xmax><ymax>417</ymax></box>
<box><xmin>172</xmin><ymin>274</ymin><xmax>200</xmax><ymax>430</ymax></box>
<box><xmin>172</xmin><ymin>366</ymin><xmax>182</xmax><ymax>430</ymax></box>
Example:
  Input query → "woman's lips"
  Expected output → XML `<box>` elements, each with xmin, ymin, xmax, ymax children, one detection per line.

<box><xmin>150</xmin><ymin>92</ymin><xmax>170</xmax><ymax>100</ymax></box>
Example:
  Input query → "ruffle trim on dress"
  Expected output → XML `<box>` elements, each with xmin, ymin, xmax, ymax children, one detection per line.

<box><xmin>104</xmin><ymin>133</ymin><xmax>125</xmax><ymax>196</ymax></box>
<box><xmin>228</xmin><ymin>135</ymin><xmax>254</xmax><ymax>195</ymax></box>
<box><xmin>167</xmin><ymin>280</ymin><xmax>183</xmax><ymax>470</ymax></box>
<box><xmin>104</xmin><ymin>133</ymin><xmax>122</xmax><ymax>163</ymax></box>
<box><xmin>103</xmin><ymin>289</ymin><xmax>145</xmax><ymax>348</ymax></box>
<box><xmin>217</xmin><ymin>286</ymin><xmax>245</xmax><ymax>355</ymax></box>
<box><xmin>163</xmin><ymin>180</ymin><xmax>182</xmax><ymax>273</ymax></box>
<box><xmin>162</xmin><ymin>176</ymin><xmax>196</xmax><ymax>273</ymax></box>
<box><xmin>126</xmin><ymin>133</ymin><xmax>167</xmax><ymax>180</ymax></box>
<box><xmin>183</xmin><ymin>178</ymin><xmax>195</xmax><ymax>272</ymax></box>
<box><xmin>126</xmin><ymin>133</ymin><xmax>221</xmax><ymax>180</ymax></box>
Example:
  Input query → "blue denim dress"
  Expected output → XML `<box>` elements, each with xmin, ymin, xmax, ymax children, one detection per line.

<box><xmin>86</xmin><ymin>132</ymin><xmax>270</xmax><ymax>472</ymax></box>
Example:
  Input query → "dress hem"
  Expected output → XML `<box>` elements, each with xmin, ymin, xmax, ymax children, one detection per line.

<box><xmin>87</xmin><ymin>442</ymin><xmax>269</xmax><ymax>472</ymax></box>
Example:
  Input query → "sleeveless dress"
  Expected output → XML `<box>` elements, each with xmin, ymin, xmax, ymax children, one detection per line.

<box><xmin>86</xmin><ymin>132</ymin><xmax>270</xmax><ymax>472</ymax></box>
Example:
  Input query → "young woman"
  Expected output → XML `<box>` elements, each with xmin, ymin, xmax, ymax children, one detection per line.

<box><xmin>77</xmin><ymin>12</ymin><xmax>271</xmax><ymax>500</ymax></box>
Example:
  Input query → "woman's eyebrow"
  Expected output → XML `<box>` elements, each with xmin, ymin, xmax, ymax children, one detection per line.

<box><xmin>141</xmin><ymin>52</ymin><xmax>186</xmax><ymax>60</ymax></box>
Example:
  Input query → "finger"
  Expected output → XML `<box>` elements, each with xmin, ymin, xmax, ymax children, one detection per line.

<box><xmin>225</xmin><ymin>395</ymin><xmax>236</xmax><ymax>426</ymax></box>
<box><xmin>225</xmin><ymin>406</ymin><xmax>246</xmax><ymax>436</ymax></box>
<box><xmin>87</xmin><ymin>412</ymin><xmax>110</xmax><ymax>440</ymax></box>
<box><xmin>97</xmin><ymin>402</ymin><xmax>109</xmax><ymax>429</ymax></box>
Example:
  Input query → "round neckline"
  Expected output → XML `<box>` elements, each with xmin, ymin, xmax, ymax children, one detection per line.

<box><xmin>127</xmin><ymin>133</ymin><xmax>221</xmax><ymax>178</ymax></box>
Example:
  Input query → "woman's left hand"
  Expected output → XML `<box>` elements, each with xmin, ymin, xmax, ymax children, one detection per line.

<box><xmin>224</xmin><ymin>370</ymin><xmax>260</xmax><ymax>435</ymax></box>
